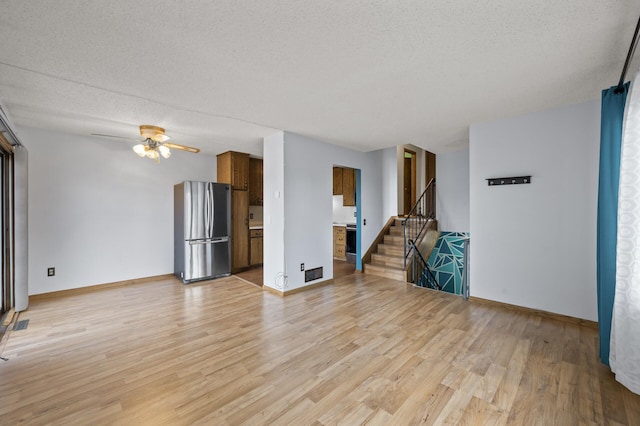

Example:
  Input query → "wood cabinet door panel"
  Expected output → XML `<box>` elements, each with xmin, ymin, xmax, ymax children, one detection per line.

<box><xmin>333</xmin><ymin>167</ymin><xmax>343</xmax><ymax>195</ymax></box>
<box><xmin>217</xmin><ymin>151</ymin><xmax>232</xmax><ymax>185</ymax></box>
<box><xmin>250</xmin><ymin>236</ymin><xmax>263</xmax><ymax>265</ymax></box>
<box><xmin>217</xmin><ymin>151</ymin><xmax>250</xmax><ymax>191</ymax></box>
<box><xmin>343</xmin><ymin>168</ymin><xmax>356</xmax><ymax>206</ymax></box>
<box><xmin>232</xmin><ymin>152</ymin><xmax>250</xmax><ymax>190</ymax></box>
<box><xmin>232</xmin><ymin>190</ymin><xmax>249</xmax><ymax>270</ymax></box>
<box><xmin>249</xmin><ymin>158</ymin><xmax>263</xmax><ymax>205</ymax></box>
<box><xmin>333</xmin><ymin>226</ymin><xmax>346</xmax><ymax>259</ymax></box>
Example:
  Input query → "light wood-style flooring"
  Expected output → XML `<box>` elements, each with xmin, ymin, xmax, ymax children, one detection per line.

<box><xmin>1</xmin><ymin>273</ymin><xmax>639</xmax><ymax>425</ymax></box>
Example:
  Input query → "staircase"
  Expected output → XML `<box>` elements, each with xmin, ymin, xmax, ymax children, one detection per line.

<box><xmin>364</xmin><ymin>218</ymin><xmax>407</xmax><ymax>281</ymax></box>
<box><xmin>363</xmin><ymin>178</ymin><xmax>438</xmax><ymax>283</ymax></box>
<box><xmin>363</xmin><ymin>217</ymin><xmax>438</xmax><ymax>281</ymax></box>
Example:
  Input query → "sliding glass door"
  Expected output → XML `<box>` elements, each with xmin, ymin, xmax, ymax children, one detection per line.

<box><xmin>0</xmin><ymin>147</ymin><xmax>14</xmax><ymax>317</ymax></box>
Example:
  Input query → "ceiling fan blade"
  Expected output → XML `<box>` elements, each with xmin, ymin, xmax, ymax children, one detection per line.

<box><xmin>164</xmin><ymin>142</ymin><xmax>200</xmax><ymax>154</ymax></box>
<box><xmin>151</xmin><ymin>134</ymin><xmax>170</xmax><ymax>143</ymax></box>
<box><xmin>91</xmin><ymin>133</ymin><xmax>141</xmax><ymax>142</ymax></box>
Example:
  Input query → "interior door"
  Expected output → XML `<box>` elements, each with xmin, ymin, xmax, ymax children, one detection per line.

<box><xmin>425</xmin><ymin>150</ymin><xmax>436</xmax><ymax>184</ymax></box>
<box><xmin>425</xmin><ymin>150</ymin><xmax>436</xmax><ymax>217</ymax></box>
<box><xmin>0</xmin><ymin>153</ymin><xmax>7</xmax><ymax>316</ymax></box>
<box><xmin>403</xmin><ymin>157</ymin><xmax>411</xmax><ymax>215</ymax></box>
<box><xmin>403</xmin><ymin>149</ymin><xmax>416</xmax><ymax>215</ymax></box>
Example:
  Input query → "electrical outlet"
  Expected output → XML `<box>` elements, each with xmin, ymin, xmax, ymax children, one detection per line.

<box><xmin>353</xmin><ymin>211</ymin><xmax>356</xmax><ymax>217</ymax></box>
<box><xmin>364</xmin><ymin>219</ymin><xmax>366</xmax><ymax>225</ymax></box>
<box><xmin>300</xmin><ymin>263</ymin><xmax>304</xmax><ymax>271</ymax></box>
<box><xmin>250</xmin><ymin>212</ymin><xmax>254</xmax><ymax>219</ymax></box>
<box><xmin>47</xmin><ymin>267</ymin><xmax>55</xmax><ymax>277</ymax></box>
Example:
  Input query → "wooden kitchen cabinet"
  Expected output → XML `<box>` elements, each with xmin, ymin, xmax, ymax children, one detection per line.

<box><xmin>218</xmin><ymin>151</ymin><xmax>251</xmax><ymax>272</ymax></box>
<box><xmin>342</xmin><ymin>168</ymin><xmax>356</xmax><ymax>206</ymax></box>
<box><xmin>333</xmin><ymin>167</ymin><xmax>343</xmax><ymax>195</ymax></box>
<box><xmin>250</xmin><ymin>228</ymin><xmax>263</xmax><ymax>265</ymax></box>
<box><xmin>333</xmin><ymin>166</ymin><xmax>355</xmax><ymax>206</ymax></box>
<box><xmin>217</xmin><ymin>151</ymin><xmax>249</xmax><ymax>191</ymax></box>
<box><xmin>231</xmin><ymin>190</ymin><xmax>250</xmax><ymax>271</ymax></box>
<box><xmin>249</xmin><ymin>158</ymin><xmax>263</xmax><ymax>206</ymax></box>
<box><xmin>333</xmin><ymin>226</ymin><xmax>346</xmax><ymax>260</ymax></box>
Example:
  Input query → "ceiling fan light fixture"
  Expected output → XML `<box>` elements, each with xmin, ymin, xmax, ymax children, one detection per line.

<box><xmin>133</xmin><ymin>143</ymin><xmax>146</xmax><ymax>157</ymax></box>
<box><xmin>146</xmin><ymin>149</ymin><xmax>159</xmax><ymax>160</ymax></box>
<box><xmin>158</xmin><ymin>145</ymin><xmax>171</xmax><ymax>158</ymax></box>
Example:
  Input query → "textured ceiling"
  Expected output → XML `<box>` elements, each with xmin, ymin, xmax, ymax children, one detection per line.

<box><xmin>0</xmin><ymin>1</ymin><xmax>638</xmax><ymax>155</ymax></box>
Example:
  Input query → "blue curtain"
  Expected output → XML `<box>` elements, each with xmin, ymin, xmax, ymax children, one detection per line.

<box><xmin>597</xmin><ymin>82</ymin><xmax>629</xmax><ymax>365</ymax></box>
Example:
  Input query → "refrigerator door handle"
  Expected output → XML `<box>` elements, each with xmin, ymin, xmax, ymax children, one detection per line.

<box><xmin>209</xmin><ymin>183</ymin><xmax>215</xmax><ymax>238</ymax></box>
<box><xmin>189</xmin><ymin>237</ymin><xmax>229</xmax><ymax>245</ymax></box>
<box><xmin>204</xmin><ymin>185</ymin><xmax>211</xmax><ymax>238</ymax></box>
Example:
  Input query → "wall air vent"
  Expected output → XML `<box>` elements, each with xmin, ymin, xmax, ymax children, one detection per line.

<box><xmin>304</xmin><ymin>267</ymin><xmax>323</xmax><ymax>282</ymax></box>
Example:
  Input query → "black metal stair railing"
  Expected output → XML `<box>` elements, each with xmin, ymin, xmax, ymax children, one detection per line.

<box><xmin>403</xmin><ymin>178</ymin><xmax>436</xmax><ymax>267</ymax></box>
<box><xmin>409</xmin><ymin>240</ymin><xmax>440</xmax><ymax>290</ymax></box>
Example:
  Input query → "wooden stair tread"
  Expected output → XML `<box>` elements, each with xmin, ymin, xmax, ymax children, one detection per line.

<box><xmin>382</xmin><ymin>235</ymin><xmax>404</xmax><ymax>245</ymax></box>
<box><xmin>371</xmin><ymin>254</ymin><xmax>404</xmax><ymax>266</ymax></box>
<box><xmin>366</xmin><ymin>263</ymin><xmax>403</xmax><ymax>272</ymax></box>
<box><xmin>364</xmin><ymin>263</ymin><xmax>406</xmax><ymax>281</ymax></box>
<box><xmin>377</xmin><ymin>244</ymin><xmax>404</xmax><ymax>256</ymax></box>
<box><xmin>371</xmin><ymin>253</ymin><xmax>403</xmax><ymax>260</ymax></box>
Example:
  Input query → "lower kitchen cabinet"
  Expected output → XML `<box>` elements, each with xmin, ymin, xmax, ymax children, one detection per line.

<box><xmin>333</xmin><ymin>226</ymin><xmax>346</xmax><ymax>260</ymax></box>
<box><xmin>250</xmin><ymin>229</ymin><xmax>263</xmax><ymax>265</ymax></box>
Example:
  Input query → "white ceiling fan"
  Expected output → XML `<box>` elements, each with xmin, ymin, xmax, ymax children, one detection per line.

<box><xmin>93</xmin><ymin>125</ymin><xmax>200</xmax><ymax>162</ymax></box>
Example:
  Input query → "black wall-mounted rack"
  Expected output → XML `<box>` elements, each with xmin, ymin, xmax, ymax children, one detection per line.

<box><xmin>486</xmin><ymin>176</ymin><xmax>531</xmax><ymax>186</ymax></box>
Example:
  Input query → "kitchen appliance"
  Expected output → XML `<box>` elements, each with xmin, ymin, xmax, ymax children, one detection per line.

<box><xmin>174</xmin><ymin>181</ymin><xmax>231</xmax><ymax>283</ymax></box>
<box><xmin>346</xmin><ymin>224</ymin><xmax>356</xmax><ymax>264</ymax></box>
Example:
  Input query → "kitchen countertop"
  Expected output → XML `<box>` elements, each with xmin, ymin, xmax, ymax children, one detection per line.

<box><xmin>249</xmin><ymin>221</ymin><xmax>263</xmax><ymax>230</ymax></box>
<box><xmin>333</xmin><ymin>222</ymin><xmax>356</xmax><ymax>227</ymax></box>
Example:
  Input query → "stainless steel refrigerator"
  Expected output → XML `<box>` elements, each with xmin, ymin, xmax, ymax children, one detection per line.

<box><xmin>174</xmin><ymin>181</ymin><xmax>231</xmax><ymax>283</ymax></box>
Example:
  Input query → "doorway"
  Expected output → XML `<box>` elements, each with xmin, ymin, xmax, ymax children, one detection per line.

<box><xmin>425</xmin><ymin>150</ymin><xmax>436</xmax><ymax>185</ymax></box>
<box><xmin>0</xmin><ymin>148</ymin><xmax>13</xmax><ymax>319</ymax></box>
<box><xmin>0</xmin><ymin>153</ymin><xmax>7</xmax><ymax>317</ymax></box>
<box><xmin>425</xmin><ymin>150</ymin><xmax>436</xmax><ymax>217</ymax></box>
<box><xmin>403</xmin><ymin>149</ymin><xmax>416</xmax><ymax>215</ymax></box>
<box><xmin>332</xmin><ymin>166</ymin><xmax>358</xmax><ymax>276</ymax></box>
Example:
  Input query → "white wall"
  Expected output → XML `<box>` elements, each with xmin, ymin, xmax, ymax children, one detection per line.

<box><xmin>381</xmin><ymin>147</ymin><xmax>398</xmax><ymax>220</ymax></box>
<box><xmin>436</xmin><ymin>147</ymin><xmax>470</xmax><ymax>232</ymax></box>
<box><xmin>263</xmin><ymin>131</ymin><xmax>384</xmax><ymax>291</ymax></box>
<box><xmin>263</xmin><ymin>131</ymin><xmax>286</xmax><ymax>290</ymax></box>
<box><xmin>22</xmin><ymin>126</ymin><xmax>217</xmax><ymax>295</ymax></box>
<box><xmin>469</xmin><ymin>100</ymin><xmax>600</xmax><ymax>320</ymax></box>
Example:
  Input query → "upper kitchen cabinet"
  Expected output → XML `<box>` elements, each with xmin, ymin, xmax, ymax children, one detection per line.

<box><xmin>333</xmin><ymin>167</ymin><xmax>343</xmax><ymax>195</ymax></box>
<box><xmin>249</xmin><ymin>158</ymin><xmax>263</xmax><ymax>206</ymax></box>
<box><xmin>217</xmin><ymin>151</ymin><xmax>249</xmax><ymax>190</ymax></box>
<box><xmin>342</xmin><ymin>167</ymin><xmax>356</xmax><ymax>206</ymax></box>
<box><xmin>332</xmin><ymin>166</ymin><xmax>356</xmax><ymax>206</ymax></box>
